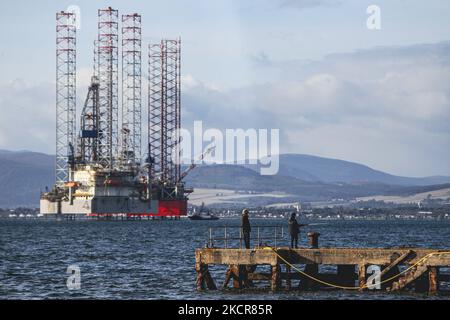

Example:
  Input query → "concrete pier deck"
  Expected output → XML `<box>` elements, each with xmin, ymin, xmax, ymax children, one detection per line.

<box><xmin>195</xmin><ymin>247</ymin><xmax>450</xmax><ymax>294</ymax></box>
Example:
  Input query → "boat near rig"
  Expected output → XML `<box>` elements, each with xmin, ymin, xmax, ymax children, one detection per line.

<box><xmin>188</xmin><ymin>203</ymin><xmax>219</xmax><ymax>221</ymax></box>
<box><xmin>40</xmin><ymin>8</ymin><xmax>192</xmax><ymax>218</ymax></box>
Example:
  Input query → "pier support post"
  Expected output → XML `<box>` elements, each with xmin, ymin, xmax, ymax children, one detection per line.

<box><xmin>428</xmin><ymin>267</ymin><xmax>439</xmax><ymax>294</ymax></box>
<box><xmin>223</xmin><ymin>265</ymin><xmax>233</xmax><ymax>289</ymax></box>
<box><xmin>195</xmin><ymin>250</ymin><xmax>217</xmax><ymax>290</ymax></box>
<box><xmin>195</xmin><ymin>262</ymin><xmax>216</xmax><ymax>290</ymax></box>
<box><xmin>196</xmin><ymin>263</ymin><xmax>205</xmax><ymax>291</ymax></box>
<box><xmin>232</xmin><ymin>265</ymin><xmax>241</xmax><ymax>289</ymax></box>
<box><xmin>271</xmin><ymin>264</ymin><xmax>281</xmax><ymax>291</ymax></box>
<box><xmin>358</xmin><ymin>264</ymin><xmax>366</xmax><ymax>291</ymax></box>
<box><xmin>230</xmin><ymin>265</ymin><xmax>253</xmax><ymax>289</ymax></box>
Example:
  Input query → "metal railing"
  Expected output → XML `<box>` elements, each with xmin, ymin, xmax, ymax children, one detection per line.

<box><xmin>207</xmin><ymin>225</ymin><xmax>285</xmax><ymax>249</ymax></box>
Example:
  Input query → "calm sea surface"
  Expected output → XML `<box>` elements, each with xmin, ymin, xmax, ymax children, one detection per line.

<box><xmin>1</xmin><ymin>218</ymin><xmax>449</xmax><ymax>300</ymax></box>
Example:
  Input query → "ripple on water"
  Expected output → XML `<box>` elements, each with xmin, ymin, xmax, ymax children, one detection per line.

<box><xmin>1</xmin><ymin>219</ymin><xmax>449</xmax><ymax>299</ymax></box>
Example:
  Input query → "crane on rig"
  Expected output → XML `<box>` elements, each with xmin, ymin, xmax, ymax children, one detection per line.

<box><xmin>178</xmin><ymin>146</ymin><xmax>216</xmax><ymax>183</ymax></box>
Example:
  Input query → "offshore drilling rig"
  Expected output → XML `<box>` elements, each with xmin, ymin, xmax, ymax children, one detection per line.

<box><xmin>40</xmin><ymin>8</ymin><xmax>192</xmax><ymax>218</ymax></box>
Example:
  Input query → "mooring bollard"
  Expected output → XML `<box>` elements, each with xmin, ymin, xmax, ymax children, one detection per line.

<box><xmin>307</xmin><ymin>232</ymin><xmax>320</xmax><ymax>248</ymax></box>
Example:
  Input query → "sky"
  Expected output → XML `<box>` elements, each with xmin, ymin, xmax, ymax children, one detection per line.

<box><xmin>0</xmin><ymin>0</ymin><xmax>450</xmax><ymax>177</ymax></box>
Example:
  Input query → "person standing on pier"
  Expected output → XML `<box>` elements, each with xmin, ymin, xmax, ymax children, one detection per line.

<box><xmin>241</xmin><ymin>209</ymin><xmax>251</xmax><ymax>249</ymax></box>
<box><xmin>288</xmin><ymin>212</ymin><xmax>306</xmax><ymax>249</ymax></box>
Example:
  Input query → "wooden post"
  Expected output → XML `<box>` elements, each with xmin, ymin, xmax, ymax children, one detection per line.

<box><xmin>195</xmin><ymin>250</ymin><xmax>205</xmax><ymax>291</ymax></box>
<box><xmin>232</xmin><ymin>265</ymin><xmax>241</xmax><ymax>289</ymax></box>
<box><xmin>358</xmin><ymin>264</ymin><xmax>366</xmax><ymax>291</ymax></box>
<box><xmin>196</xmin><ymin>263</ymin><xmax>205</xmax><ymax>291</ymax></box>
<box><xmin>271</xmin><ymin>264</ymin><xmax>280</xmax><ymax>291</ymax></box>
<box><xmin>195</xmin><ymin>263</ymin><xmax>217</xmax><ymax>290</ymax></box>
<box><xmin>223</xmin><ymin>265</ymin><xmax>232</xmax><ymax>289</ymax></box>
<box><xmin>428</xmin><ymin>267</ymin><xmax>439</xmax><ymax>294</ymax></box>
<box><xmin>239</xmin><ymin>265</ymin><xmax>246</xmax><ymax>288</ymax></box>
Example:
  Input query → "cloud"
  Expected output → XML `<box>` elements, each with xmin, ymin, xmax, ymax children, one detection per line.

<box><xmin>0</xmin><ymin>80</ymin><xmax>55</xmax><ymax>153</ymax></box>
<box><xmin>0</xmin><ymin>77</ymin><xmax>91</xmax><ymax>154</ymax></box>
<box><xmin>278</xmin><ymin>0</ymin><xmax>342</xmax><ymax>10</ymax></box>
<box><xmin>182</xmin><ymin>42</ymin><xmax>450</xmax><ymax>176</ymax></box>
<box><xmin>1</xmin><ymin>42</ymin><xmax>450</xmax><ymax>177</ymax></box>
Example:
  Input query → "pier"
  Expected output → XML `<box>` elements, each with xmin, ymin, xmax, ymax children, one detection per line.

<box><xmin>195</xmin><ymin>226</ymin><xmax>450</xmax><ymax>294</ymax></box>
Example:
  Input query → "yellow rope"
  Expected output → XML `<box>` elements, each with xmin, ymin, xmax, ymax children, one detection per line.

<box><xmin>269</xmin><ymin>247</ymin><xmax>450</xmax><ymax>290</ymax></box>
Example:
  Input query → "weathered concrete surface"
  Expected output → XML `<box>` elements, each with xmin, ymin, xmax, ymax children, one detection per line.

<box><xmin>196</xmin><ymin>247</ymin><xmax>450</xmax><ymax>293</ymax></box>
<box><xmin>196</xmin><ymin>247</ymin><xmax>450</xmax><ymax>267</ymax></box>
<box><xmin>196</xmin><ymin>248</ymin><xmax>278</xmax><ymax>266</ymax></box>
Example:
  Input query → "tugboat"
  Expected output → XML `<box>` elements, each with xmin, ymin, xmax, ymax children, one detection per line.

<box><xmin>188</xmin><ymin>203</ymin><xmax>219</xmax><ymax>221</ymax></box>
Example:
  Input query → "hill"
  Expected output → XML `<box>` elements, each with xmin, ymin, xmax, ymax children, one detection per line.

<box><xmin>185</xmin><ymin>163</ymin><xmax>450</xmax><ymax>202</ymax></box>
<box><xmin>247</xmin><ymin>154</ymin><xmax>450</xmax><ymax>186</ymax></box>
<box><xmin>1</xmin><ymin>150</ymin><xmax>449</xmax><ymax>207</ymax></box>
<box><xmin>0</xmin><ymin>150</ymin><xmax>54</xmax><ymax>206</ymax></box>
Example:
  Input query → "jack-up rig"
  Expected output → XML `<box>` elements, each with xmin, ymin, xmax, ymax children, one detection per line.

<box><xmin>40</xmin><ymin>8</ymin><xmax>193</xmax><ymax>218</ymax></box>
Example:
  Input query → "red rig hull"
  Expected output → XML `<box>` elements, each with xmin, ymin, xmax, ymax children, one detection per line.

<box><xmin>86</xmin><ymin>199</ymin><xmax>187</xmax><ymax>218</ymax></box>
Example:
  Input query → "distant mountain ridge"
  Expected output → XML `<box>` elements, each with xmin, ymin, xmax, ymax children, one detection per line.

<box><xmin>0</xmin><ymin>149</ymin><xmax>449</xmax><ymax>207</ymax></box>
<box><xmin>0</xmin><ymin>150</ymin><xmax>54</xmax><ymax>207</ymax></box>
<box><xmin>261</xmin><ymin>154</ymin><xmax>450</xmax><ymax>186</ymax></box>
<box><xmin>185</xmin><ymin>163</ymin><xmax>450</xmax><ymax>202</ymax></box>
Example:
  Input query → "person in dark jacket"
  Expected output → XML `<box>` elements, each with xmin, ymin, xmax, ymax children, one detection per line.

<box><xmin>241</xmin><ymin>209</ymin><xmax>251</xmax><ymax>249</ymax></box>
<box><xmin>288</xmin><ymin>212</ymin><xmax>306</xmax><ymax>249</ymax></box>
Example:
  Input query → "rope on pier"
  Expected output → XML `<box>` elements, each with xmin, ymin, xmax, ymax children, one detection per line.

<box><xmin>269</xmin><ymin>247</ymin><xmax>450</xmax><ymax>290</ymax></box>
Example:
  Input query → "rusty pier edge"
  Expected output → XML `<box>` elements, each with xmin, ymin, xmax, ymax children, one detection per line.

<box><xmin>195</xmin><ymin>247</ymin><xmax>450</xmax><ymax>294</ymax></box>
